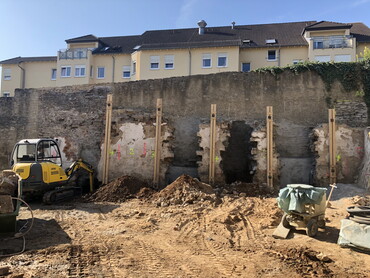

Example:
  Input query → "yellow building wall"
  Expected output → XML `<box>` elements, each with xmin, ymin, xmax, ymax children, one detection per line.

<box><xmin>190</xmin><ymin>46</ymin><xmax>239</xmax><ymax>75</ymax></box>
<box><xmin>113</xmin><ymin>54</ymin><xmax>133</xmax><ymax>82</ymax></box>
<box><xmin>1</xmin><ymin>64</ymin><xmax>22</xmax><ymax>96</ymax></box>
<box><xmin>56</xmin><ymin>51</ymin><xmax>93</xmax><ymax>87</ymax></box>
<box><xmin>240</xmin><ymin>47</ymin><xmax>309</xmax><ymax>70</ymax></box>
<box><xmin>279</xmin><ymin>46</ymin><xmax>308</xmax><ymax>65</ymax></box>
<box><xmin>67</xmin><ymin>42</ymin><xmax>99</xmax><ymax>49</ymax></box>
<box><xmin>131</xmin><ymin>51</ymin><xmax>141</xmax><ymax>81</ymax></box>
<box><xmin>91</xmin><ymin>54</ymin><xmax>114</xmax><ymax>84</ymax></box>
<box><xmin>137</xmin><ymin>49</ymin><xmax>189</xmax><ymax>80</ymax></box>
<box><xmin>1</xmin><ymin>61</ymin><xmax>57</xmax><ymax>96</ymax></box>
<box><xmin>23</xmin><ymin>61</ymin><xmax>57</xmax><ymax>89</ymax></box>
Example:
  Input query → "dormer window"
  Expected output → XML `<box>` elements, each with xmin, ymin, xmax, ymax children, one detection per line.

<box><xmin>266</xmin><ymin>39</ymin><xmax>277</xmax><ymax>44</ymax></box>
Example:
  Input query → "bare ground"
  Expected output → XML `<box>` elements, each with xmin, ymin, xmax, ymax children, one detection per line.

<box><xmin>1</xmin><ymin>180</ymin><xmax>370</xmax><ymax>278</ymax></box>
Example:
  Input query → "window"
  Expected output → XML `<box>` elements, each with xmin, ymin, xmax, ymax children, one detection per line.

<box><xmin>97</xmin><ymin>67</ymin><xmax>105</xmax><ymax>79</ymax></box>
<box><xmin>2</xmin><ymin>92</ymin><xmax>10</xmax><ymax>97</ymax></box>
<box><xmin>123</xmin><ymin>66</ymin><xmax>131</xmax><ymax>78</ymax></box>
<box><xmin>313</xmin><ymin>41</ymin><xmax>324</xmax><ymax>49</ymax></box>
<box><xmin>75</xmin><ymin>65</ymin><xmax>86</xmax><ymax>77</ymax></box>
<box><xmin>267</xmin><ymin>50</ymin><xmax>276</xmax><ymax>61</ymax></box>
<box><xmin>314</xmin><ymin>55</ymin><xmax>330</xmax><ymax>62</ymax></box>
<box><xmin>150</xmin><ymin>56</ymin><xmax>160</xmax><ymax>69</ymax></box>
<box><xmin>164</xmin><ymin>55</ymin><xmax>174</xmax><ymax>69</ymax></box>
<box><xmin>90</xmin><ymin>66</ymin><xmax>93</xmax><ymax>78</ymax></box>
<box><xmin>334</xmin><ymin>55</ymin><xmax>351</xmax><ymax>62</ymax></box>
<box><xmin>202</xmin><ymin>54</ymin><xmax>212</xmax><ymax>68</ymax></box>
<box><xmin>132</xmin><ymin>61</ymin><xmax>136</xmax><ymax>75</ymax></box>
<box><xmin>60</xmin><ymin>66</ymin><xmax>71</xmax><ymax>77</ymax></box>
<box><xmin>292</xmin><ymin>60</ymin><xmax>303</xmax><ymax>65</ymax></box>
<box><xmin>51</xmin><ymin>69</ymin><xmax>57</xmax><ymax>80</ymax></box>
<box><xmin>3</xmin><ymin>69</ymin><xmax>11</xmax><ymax>80</ymax></box>
<box><xmin>217</xmin><ymin>53</ymin><xmax>227</xmax><ymax>67</ymax></box>
<box><xmin>242</xmin><ymin>63</ymin><xmax>251</xmax><ymax>72</ymax></box>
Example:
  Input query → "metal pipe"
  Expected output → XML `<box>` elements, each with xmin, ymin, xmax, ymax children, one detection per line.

<box><xmin>188</xmin><ymin>48</ymin><xmax>192</xmax><ymax>76</ymax></box>
<box><xmin>111</xmin><ymin>55</ymin><xmax>115</xmax><ymax>83</ymax></box>
<box><xmin>17</xmin><ymin>62</ymin><xmax>25</xmax><ymax>89</ymax></box>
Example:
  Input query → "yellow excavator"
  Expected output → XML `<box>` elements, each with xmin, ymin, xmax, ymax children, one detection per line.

<box><xmin>10</xmin><ymin>138</ymin><xmax>94</xmax><ymax>204</ymax></box>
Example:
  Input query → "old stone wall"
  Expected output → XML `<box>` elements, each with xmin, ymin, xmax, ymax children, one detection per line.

<box><xmin>0</xmin><ymin>70</ymin><xmax>368</xmax><ymax>188</ymax></box>
<box><xmin>313</xmin><ymin>124</ymin><xmax>364</xmax><ymax>186</ymax></box>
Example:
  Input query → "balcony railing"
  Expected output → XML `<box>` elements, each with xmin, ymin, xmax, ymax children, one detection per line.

<box><xmin>58</xmin><ymin>48</ymin><xmax>88</xmax><ymax>59</ymax></box>
<box><xmin>312</xmin><ymin>36</ymin><xmax>353</xmax><ymax>50</ymax></box>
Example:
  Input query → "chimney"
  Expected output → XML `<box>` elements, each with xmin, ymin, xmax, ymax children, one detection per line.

<box><xmin>231</xmin><ymin>21</ymin><xmax>236</xmax><ymax>29</ymax></box>
<box><xmin>198</xmin><ymin>20</ymin><xmax>207</xmax><ymax>35</ymax></box>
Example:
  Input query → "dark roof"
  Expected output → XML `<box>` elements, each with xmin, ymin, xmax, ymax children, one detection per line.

<box><xmin>350</xmin><ymin>22</ymin><xmax>370</xmax><ymax>42</ymax></box>
<box><xmin>304</xmin><ymin>21</ymin><xmax>352</xmax><ymax>31</ymax></box>
<box><xmin>0</xmin><ymin>56</ymin><xmax>57</xmax><ymax>64</ymax></box>
<box><xmin>92</xmin><ymin>35</ymin><xmax>142</xmax><ymax>54</ymax></box>
<box><xmin>65</xmin><ymin>34</ymin><xmax>99</xmax><ymax>43</ymax></box>
<box><xmin>93</xmin><ymin>21</ymin><xmax>319</xmax><ymax>54</ymax></box>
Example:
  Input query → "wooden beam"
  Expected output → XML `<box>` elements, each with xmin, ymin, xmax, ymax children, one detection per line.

<box><xmin>153</xmin><ymin>98</ymin><xmax>163</xmax><ymax>186</ymax></box>
<box><xmin>209</xmin><ymin>104</ymin><xmax>217</xmax><ymax>185</ymax></box>
<box><xmin>266</xmin><ymin>106</ymin><xmax>273</xmax><ymax>188</ymax></box>
<box><xmin>102</xmin><ymin>94</ymin><xmax>113</xmax><ymax>185</ymax></box>
<box><xmin>329</xmin><ymin>109</ymin><xmax>336</xmax><ymax>184</ymax></box>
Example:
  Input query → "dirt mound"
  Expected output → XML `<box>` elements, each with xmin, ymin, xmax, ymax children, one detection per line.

<box><xmin>268</xmin><ymin>246</ymin><xmax>333</xmax><ymax>277</ymax></box>
<box><xmin>154</xmin><ymin>175</ymin><xmax>216</xmax><ymax>206</ymax></box>
<box><xmin>89</xmin><ymin>176</ymin><xmax>152</xmax><ymax>202</ymax></box>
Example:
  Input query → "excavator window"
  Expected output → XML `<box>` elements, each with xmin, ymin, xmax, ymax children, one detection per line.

<box><xmin>14</xmin><ymin>144</ymin><xmax>36</xmax><ymax>163</ymax></box>
<box><xmin>37</xmin><ymin>141</ymin><xmax>62</xmax><ymax>165</ymax></box>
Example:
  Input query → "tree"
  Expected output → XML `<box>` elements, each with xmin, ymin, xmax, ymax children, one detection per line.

<box><xmin>359</xmin><ymin>46</ymin><xmax>370</xmax><ymax>60</ymax></box>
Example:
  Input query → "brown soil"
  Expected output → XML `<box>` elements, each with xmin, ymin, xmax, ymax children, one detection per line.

<box><xmin>88</xmin><ymin>175</ymin><xmax>152</xmax><ymax>202</ymax></box>
<box><xmin>153</xmin><ymin>175</ymin><xmax>217</xmax><ymax>206</ymax></box>
<box><xmin>1</xmin><ymin>179</ymin><xmax>370</xmax><ymax>278</ymax></box>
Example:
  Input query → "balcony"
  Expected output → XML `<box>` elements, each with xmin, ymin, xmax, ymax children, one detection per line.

<box><xmin>58</xmin><ymin>48</ymin><xmax>88</xmax><ymax>60</ymax></box>
<box><xmin>312</xmin><ymin>36</ymin><xmax>353</xmax><ymax>49</ymax></box>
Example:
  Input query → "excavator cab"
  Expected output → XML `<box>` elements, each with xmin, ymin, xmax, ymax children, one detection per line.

<box><xmin>11</xmin><ymin>139</ymin><xmax>69</xmax><ymax>197</ymax></box>
<box><xmin>10</xmin><ymin>138</ymin><xmax>94</xmax><ymax>203</ymax></box>
<box><xmin>11</xmin><ymin>139</ymin><xmax>63</xmax><ymax>167</ymax></box>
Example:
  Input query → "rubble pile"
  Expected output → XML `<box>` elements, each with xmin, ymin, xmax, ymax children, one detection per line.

<box><xmin>268</xmin><ymin>247</ymin><xmax>333</xmax><ymax>277</ymax></box>
<box><xmin>0</xmin><ymin>170</ymin><xmax>18</xmax><ymax>196</ymax></box>
<box><xmin>352</xmin><ymin>195</ymin><xmax>370</xmax><ymax>206</ymax></box>
<box><xmin>155</xmin><ymin>175</ymin><xmax>217</xmax><ymax>206</ymax></box>
<box><xmin>217</xmin><ymin>181</ymin><xmax>274</xmax><ymax>197</ymax></box>
<box><xmin>89</xmin><ymin>176</ymin><xmax>153</xmax><ymax>202</ymax></box>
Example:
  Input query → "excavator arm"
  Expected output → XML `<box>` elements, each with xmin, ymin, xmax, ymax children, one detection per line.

<box><xmin>65</xmin><ymin>159</ymin><xmax>95</xmax><ymax>193</ymax></box>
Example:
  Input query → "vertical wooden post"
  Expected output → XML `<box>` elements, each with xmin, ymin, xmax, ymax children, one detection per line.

<box><xmin>102</xmin><ymin>94</ymin><xmax>113</xmax><ymax>185</ymax></box>
<box><xmin>209</xmin><ymin>104</ymin><xmax>217</xmax><ymax>185</ymax></box>
<box><xmin>329</xmin><ymin>109</ymin><xmax>336</xmax><ymax>184</ymax></box>
<box><xmin>266</xmin><ymin>106</ymin><xmax>273</xmax><ymax>188</ymax></box>
<box><xmin>153</xmin><ymin>98</ymin><xmax>163</xmax><ymax>186</ymax></box>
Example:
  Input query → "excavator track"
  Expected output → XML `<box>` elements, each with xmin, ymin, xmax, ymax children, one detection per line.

<box><xmin>42</xmin><ymin>187</ymin><xmax>81</xmax><ymax>205</ymax></box>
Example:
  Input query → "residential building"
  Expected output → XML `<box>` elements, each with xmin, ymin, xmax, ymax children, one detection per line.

<box><xmin>1</xmin><ymin>20</ymin><xmax>370</xmax><ymax>97</ymax></box>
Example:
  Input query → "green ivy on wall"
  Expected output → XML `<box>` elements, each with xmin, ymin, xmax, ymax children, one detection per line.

<box><xmin>254</xmin><ymin>60</ymin><xmax>370</xmax><ymax>116</ymax></box>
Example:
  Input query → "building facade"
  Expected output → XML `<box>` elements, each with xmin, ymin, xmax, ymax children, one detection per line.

<box><xmin>1</xmin><ymin>20</ymin><xmax>370</xmax><ymax>97</ymax></box>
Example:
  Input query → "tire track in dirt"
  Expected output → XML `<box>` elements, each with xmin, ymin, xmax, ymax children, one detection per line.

<box><xmin>198</xmin><ymin>216</ymin><xmax>247</xmax><ymax>277</ymax></box>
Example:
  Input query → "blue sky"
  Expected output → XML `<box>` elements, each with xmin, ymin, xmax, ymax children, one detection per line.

<box><xmin>0</xmin><ymin>0</ymin><xmax>370</xmax><ymax>62</ymax></box>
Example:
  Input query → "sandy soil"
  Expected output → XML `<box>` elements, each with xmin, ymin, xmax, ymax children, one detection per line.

<box><xmin>1</xmin><ymin>178</ymin><xmax>370</xmax><ymax>278</ymax></box>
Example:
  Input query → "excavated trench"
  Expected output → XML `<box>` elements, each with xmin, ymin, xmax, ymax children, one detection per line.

<box><xmin>221</xmin><ymin>121</ymin><xmax>257</xmax><ymax>184</ymax></box>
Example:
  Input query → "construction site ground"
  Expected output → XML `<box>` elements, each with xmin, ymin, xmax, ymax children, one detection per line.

<box><xmin>1</xmin><ymin>176</ymin><xmax>370</xmax><ymax>278</ymax></box>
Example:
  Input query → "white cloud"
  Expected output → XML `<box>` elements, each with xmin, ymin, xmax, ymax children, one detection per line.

<box><xmin>352</xmin><ymin>0</ymin><xmax>370</xmax><ymax>6</ymax></box>
<box><xmin>176</xmin><ymin>0</ymin><xmax>199</xmax><ymax>28</ymax></box>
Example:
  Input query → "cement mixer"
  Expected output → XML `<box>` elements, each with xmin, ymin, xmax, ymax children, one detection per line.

<box><xmin>0</xmin><ymin>170</ymin><xmax>33</xmax><ymax>256</ymax></box>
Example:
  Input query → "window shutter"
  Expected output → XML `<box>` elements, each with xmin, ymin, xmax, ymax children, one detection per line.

<box><xmin>164</xmin><ymin>55</ymin><xmax>174</xmax><ymax>63</ymax></box>
<box><xmin>150</xmin><ymin>56</ymin><xmax>160</xmax><ymax>63</ymax></box>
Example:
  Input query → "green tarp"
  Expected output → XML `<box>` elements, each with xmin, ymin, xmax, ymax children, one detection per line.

<box><xmin>277</xmin><ymin>184</ymin><xmax>327</xmax><ymax>213</ymax></box>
